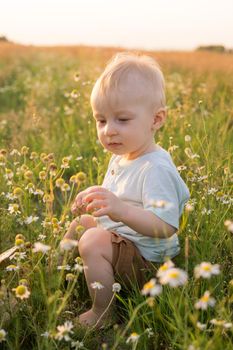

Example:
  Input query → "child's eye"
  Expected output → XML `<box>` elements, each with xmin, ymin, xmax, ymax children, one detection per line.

<box><xmin>118</xmin><ymin>119</ymin><xmax>129</xmax><ymax>122</ymax></box>
<box><xmin>97</xmin><ymin>120</ymin><xmax>106</xmax><ymax>124</ymax></box>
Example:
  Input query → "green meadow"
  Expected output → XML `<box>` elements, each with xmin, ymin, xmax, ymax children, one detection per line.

<box><xmin>0</xmin><ymin>43</ymin><xmax>232</xmax><ymax>349</ymax></box>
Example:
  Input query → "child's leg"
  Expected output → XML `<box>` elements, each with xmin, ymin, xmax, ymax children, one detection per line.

<box><xmin>58</xmin><ymin>215</ymin><xmax>97</xmax><ymax>265</ymax></box>
<box><xmin>77</xmin><ymin>227</ymin><xmax>116</xmax><ymax>327</ymax></box>
<box><xmin>64</xmin><ymin>214</ymin><xmax>97</xmax><ymax>240</ymax></box>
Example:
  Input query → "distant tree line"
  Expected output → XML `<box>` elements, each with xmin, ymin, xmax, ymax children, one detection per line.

<box><xmin>196</xmin><ymin>45</ymin><xmax>232</xmax><ymax>53</ymax></box>
<box><xmin>0</xmin><ymin>35</ymin><xmax>10</xmax><ymax>42</ymax></box>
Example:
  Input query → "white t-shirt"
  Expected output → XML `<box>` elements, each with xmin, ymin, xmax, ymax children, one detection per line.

<box><xmin>96</xmin><ymin>145</ymin><xmax>190</xmax><ymax>262</ymax></box>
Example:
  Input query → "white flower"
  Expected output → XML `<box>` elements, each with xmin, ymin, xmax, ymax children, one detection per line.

<box><xmin>207</xmin><ymin>187</ymin><xmax>218</xmax><ymax>195</ymax></box>
<box><xmin>24</xmin><ymin>215</ymin><xmax>39</xmax><ymax>224</ymax></box>
<box><xmin>32</xmin><ymin>242</ymin><xmax>51</xmax><ymax>253</ymax></box>
<box><xmin>126</xmin><ymin>332</ymin><xmax>140</xmax><ymax>343</ymax></box>
<box><xmin>201</xmin><ymin>208</ymin><xmax>212</xmax><ymax>215</ymax></box>
<box><xmin>71</xmin><ymin>340</ymin><xmax>85</xmax><ymax>349</ymax></box>
<box><xmin>194</xmin><ymin>262</ymin><xmax>220</xmax><ymax>279</ymax></box>
<box><xmin>10</xmin><ymin>149</ymin><xmax>21</xmax><ymax>156</ymax></box>
<box><xmin>59</xmin><ymin>238</ymin><xmax>78</xmax><ymax>251</ymax></box>
<box><xmin>112</xmin><ymin>282</ymin><xmax>121</xmax><ymax>293</ymax></box>
<box><xmin>37</xmin><ymin>234</ymin><xmax>46</xmax><ymax>241</ymax></box>
<box><xmin>90</xmin><ymin>281</ymin><xmax>104</xmax><ymax>290</ymax></box>
<box><xmin>177</xmin><ymin>165</ymin><xmax>187</xmax><ymax>171</ymax></box>
<box><xmin>194</xmin><ymin>291</ymin><xmax>216</xmax><ymax>310</ymax></box>
<box><xmin>188</xmin><ymin>345</ymin><xmax>200</xmax><ymax>350</ymax></box>
<box><xmin>141</xmin><ymin>278</ymin><xmax>162</xmax><ymax>296</ymax></box>
<box><xmin>159</xmin><ymin>268</ymin><xmax>188</xmax><ymax>287</ymax></box>
<box><xmin>156</xmin><ymin>260</ymin><xmax>174</xmax><ymax>278</ymax></box>
<box><xmin>185</xmin><ymin>148</ymin><xmax>200</xmax><ymax>159</ymax></box>
<box><xmin>73</xmin><ymin>263</ymin><xmax>88</xmax><ymax>273</ymax></box>
<box><xmin>9</xmin><ymin>252</ymin><xmax>27</xmax><ymax>261</ymax></box>
<box><xmin>185</xmin><ymin>135</ymin><xmax>191</xmax><ymax>142</ymax></box>
<box><xmin>6</xmin><ymin>264</ymin><xmax>20</xmax><ymax>271</ymax></box>
<box><xmin>5</xmin><ymin>192</ymin><xmax>15</xmax><ymax>200</ymax></box>
<box><xmin>41</xmin><ymin>331</ymin><xmax>50</xmax><ymax>338</ymax></box>
<box><xmin>145</xmin><ymin>327</ymin><xmax>154</xmax><ymax>337</ymax></box>
<box><xmin>8</xmin><ymin>203</ymin><xmax>21</xmax><ymax>215</ymax></box>
<box><xmin>210</xmin><ymin>319</ymin><xmax>232</xmax><ymax>328</ymax></box>
<box><xmin>196</xmin><ymin>321</ymin><xmax>207</xmax><ymax>330</ymax></box>
<box><xmin>0</xmin><ymin>329</ymin><xmax>7</xmax><ymax>343</ymax></box>
<box><xmin>223</xmin><ymin>323</ymin><xmax>233</xmax><ymax>329</ymax></box>
<box><xmin>12</xmin><ymin>285</ymin><xmax>31</xmax><ymax>299</ymax></box>
<box><xmin>168</xmin><ymin>145</ymin><xmax>179</xmax><ymax>152</ymax></box>
<box><xmin>57</xmin><ymin>264</ymin><xmax>71</xmax><ymax>271</ymax></box>
<box><xmin>55</xmin><ymin>321</ymin><xmax>74</xmax><ymax>341</ymax></box>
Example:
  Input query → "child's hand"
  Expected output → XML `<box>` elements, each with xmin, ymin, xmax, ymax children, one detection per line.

<box><xmin>71</xmin><ymin>186</ymin><xmax>104</xmax><ymax>216</ymax></box>
<box><xmin>73</xmin><ymin>186</ymin><xmax>127</xmax><ymax>222</ymax></box>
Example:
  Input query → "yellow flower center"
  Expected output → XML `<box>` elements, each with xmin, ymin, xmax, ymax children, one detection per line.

<box><xmin>131</xmin><ymin>332</ymin><xmax>138</xmax><ymax>337</ymax></box>
<box><xmin>201</xmin><ymin>295</ymin><xmax>209</xmax><ymax>303</ymax></box>
<box><xmin>143</xmin><ymin>281</ymin><xmax>154</xmax><ymax>290</ymax></box>
<box><xmin>160</xmin><ymin>265</ymin><xmax>168</xmax><ymax>271</ymax></box>
<box><xmin>203</xmin><ymin>265</ymin><xmax>211</xmax><ymax>271</ymax></box>
<box><xmin>168</xmin><ymin>271</ymin><xmax>179</xmax><ymax>279</ymax></box>
<box><xmin>16</xmin><ymin>285</ymin><xmax>26</xmax><ymax>296</ymax></box>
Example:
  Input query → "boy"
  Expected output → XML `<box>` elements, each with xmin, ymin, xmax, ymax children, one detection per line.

<box><xmin>62</xmin><ymin>52</ymin><xmax>190</xmax><ymax>327</ymax></box>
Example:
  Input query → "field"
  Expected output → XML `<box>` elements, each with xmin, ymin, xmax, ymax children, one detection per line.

<box><xmin>0</xmin><ymin>42</ymin><xmax>232</xmax><ymax>349</ymax></box>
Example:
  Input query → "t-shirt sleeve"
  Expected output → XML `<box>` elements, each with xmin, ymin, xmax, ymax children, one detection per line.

<box><xmin>142</xmin><ymin>165</ymin><xmax>181</xmax><ymax>230</ymax></box>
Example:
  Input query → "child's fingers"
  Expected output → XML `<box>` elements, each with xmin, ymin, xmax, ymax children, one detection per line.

<box><xmin>83</xmin><ymin>192</ymin><xmax>106</xmax><ymax>203</ymax></box>
<box><xmin>85</xmin><ymin>199</ymin><xmax>106</xmax><ymax>212</ymax></box>
<box><xmin>92</xmin><ymin>207</ymin><xmax>108</xmax><ymax>217</ymax></box>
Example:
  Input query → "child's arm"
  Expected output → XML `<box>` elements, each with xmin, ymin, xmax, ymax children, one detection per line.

<box><xmin>78</xmin><ymin>186</ymin><xmax>176</xmax><ymax>239</ymax></box>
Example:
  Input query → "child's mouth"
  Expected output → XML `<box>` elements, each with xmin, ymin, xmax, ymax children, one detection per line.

<box><xmin>108</xmin><ymin>143</ymin><xmax>122</xmax><ymax>147</ymax></box>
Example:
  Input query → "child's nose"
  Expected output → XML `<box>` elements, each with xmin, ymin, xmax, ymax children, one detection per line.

<box><xmin>104</xmin><ymin>122</ymin><xmax>117</xmax><ymax>136</ymax></box>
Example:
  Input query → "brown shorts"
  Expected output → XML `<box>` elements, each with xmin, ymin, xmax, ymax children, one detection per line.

<box><xmin>111</xmin><ymin>231</ymin><xmax>158</xmax><ymax>289</ymax></box>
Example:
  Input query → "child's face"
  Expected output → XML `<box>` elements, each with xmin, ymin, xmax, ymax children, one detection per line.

<box><xmin>91</xmin><ymin>75</ymin><xmax>160</xmax><ymax>160</ymax></box>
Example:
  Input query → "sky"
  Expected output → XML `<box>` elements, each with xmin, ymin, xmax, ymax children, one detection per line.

<box><xmin>0</xmin><ymin>0</ymin><xmax>232</xmax><ymax>51</ymax></box>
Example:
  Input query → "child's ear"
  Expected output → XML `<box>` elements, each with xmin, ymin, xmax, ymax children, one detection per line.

<box><xmin>152</xmin><ymin>108</ymin><xmax>167</xmax><ymax>131</ymax></box>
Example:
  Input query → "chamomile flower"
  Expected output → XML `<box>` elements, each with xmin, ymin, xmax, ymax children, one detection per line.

<box><xmin>210</xmin><ymin>319</ymin><xmax>232</xmax><ymax>328</ymax></box>
<box><xmin>196</xmin><ymin>321</ymin><xmax>207</xmax><ymax>330</ymax></box>
<box><xmin>194</xmin><ymin>262</ymin><xmax>220</xmax><ymax>279</ymax></box>
<box><xmin>55</xmin><ymin>321</ymin><xmax>74</xmax><ymax>341</ymax></box>
<box><xmin>156</xmin><ymin>260</ymin><xmax>174</xmax><ymax>278</ymax></box>
<box><xmin>90</xmin><ymin>281</ymin><xmax>104</xmax><ymax>290</ymax></box>
<box><xmin>112</xmin><ymin>282</ymin><xmax>121</xmax><ymax>293</ymax></box>
<box><xmin>32</xmin><ymin>242</ymin><xmax>51</xmax><ymax>253</ymax></box>
<box><xmin>59</xmin><ymin>238</ymin><xmax>78</xmax><ymax>251</ymax></box>
<box><xmin>185</xmin><ymin>135</ymin><xmax>191</xmax><ymax>142</ymax></box>
<box><xmin>0</xmin><ymin>329</ymin><xmax>7</xmax><ymax>343</ymax></box>
<box><xmin>141</xmin><ymin>278</ymin><xmax>162</xmax><ymax>296</ymax></box>
<box><xmin>24</xmin><ymin>215</ymin><xmax>39</xmax><ymax>225</ymax></box>
<box><xmin>6</xmin><ymin>264</ymin><xmax>20</xmax><ymax>271</ymax></box>
<box><xmin>8</xmin><ymin>203</ymin><xmax>21</xmax><ymax>215</ymax></box>
<box><xmin>12</xmin><ymin>285</ymin><xmax>31</xmax><ymax>300</ymax></box>
<box><xmin>71</xmin><ymin>340</ymin><xmax>84</xmax><ymax>348</ymax></box>
<box><xmin>66</xmin><ymin>273</ymin><xmax>76</xmax><ymax>282</ymax></box>
<box><xmin>159</xmin><ymin>268</ymin><xmax>188</xmax><ymax>287</ymax></box>
<box><xmin>57</xmin><ymin>264</ymin><xmax>71</xmax><ymax>271</ymax></box>
<box><xmin>126</xmin><ymin>332</ymin><xmax>140</xmax><ymax>344</ymax></box>
<box><xmin>194</xmin><ymin>291</ymin><xmax>216</xmax><ymax>310</ymax></box>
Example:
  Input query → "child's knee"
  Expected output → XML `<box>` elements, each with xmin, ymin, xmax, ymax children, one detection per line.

<box><xmin>79</xmin><ymin>228</ymin><xmax>111</xmax><ymax>258</ymax></box>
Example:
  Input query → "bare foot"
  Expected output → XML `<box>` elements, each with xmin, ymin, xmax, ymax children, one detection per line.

<box><xmin>78</xmin><ymin>308</ymin><xmax>114</xmax><ymax>329</ymax></box>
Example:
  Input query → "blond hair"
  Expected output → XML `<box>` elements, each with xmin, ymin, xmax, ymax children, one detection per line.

<box><xmin>91</xmin><ymin>52</ymin><xmax>166</xmax><ymax>111</ymax></box>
